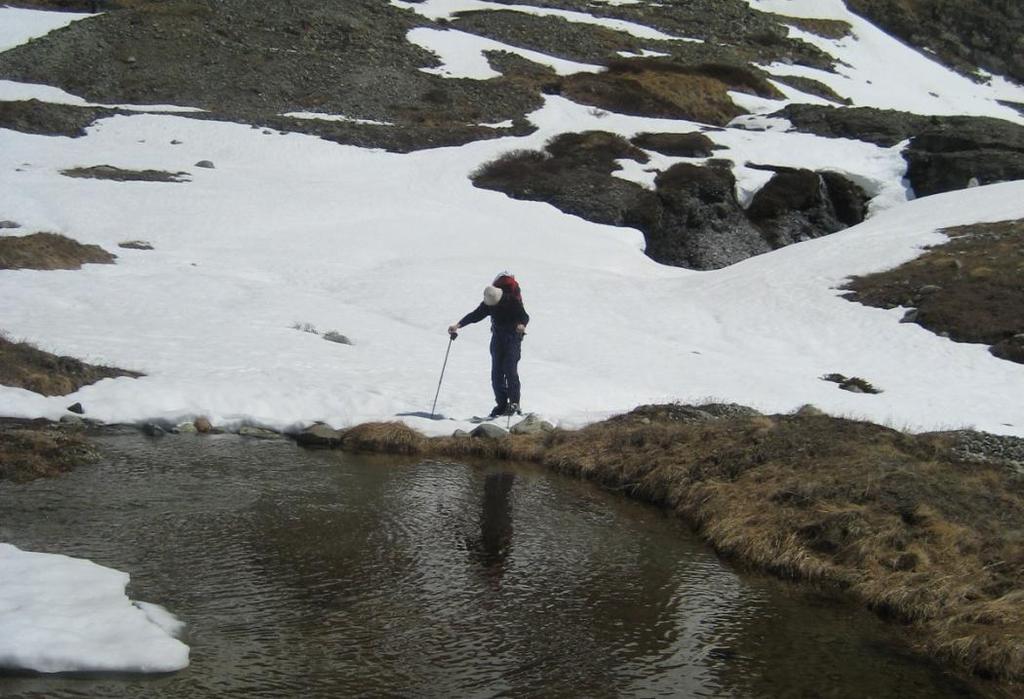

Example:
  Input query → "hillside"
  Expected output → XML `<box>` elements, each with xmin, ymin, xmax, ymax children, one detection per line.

<box><xmin>1</xmin><ymin>0</ymin><xmax>1022</xmax><ymax>439</ymax></box>
<box><xmin>3</xmin><ymin>0</ymin><xmax>1024</xmax><ymax>691</ymax></box>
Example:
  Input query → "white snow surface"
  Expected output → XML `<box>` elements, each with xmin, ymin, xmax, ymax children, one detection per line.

<box><xmin>743</xmin><ymin>0</ymin><xmax>1024</xmax><ymax>122</ymax></box>
<box><xmin>1</xmin><ymin>99</ymin><xmax>1021</xmax><ymax>438</ymax></box>
<box><xmin>0</xmin><ymin>544</ymin><xmax>189</xmax><ymax>674</ymax></box>
<box><xmin>0</xmin><ymin>7</ymin><xmax>91</xmax><ymax>53</ymax></box>
<box><xmin>407</xmin><ymin>26</ymin><xmax>603</xmax><ymax>79</ymax></box>
<box><xmin>0</xmin><ymin>5</ymin><xmax>1020</xmax><ymax>435</ymax></box>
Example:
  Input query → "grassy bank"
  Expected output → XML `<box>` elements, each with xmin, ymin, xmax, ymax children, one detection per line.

<box><xmin>327</xmin><ymin>408</ymin><xmax>1024</xmax><ymax>689</ymax></box>
<box><xmin>0</xmin><ymin>418</ymin><xmax>100</xmax><ymax>482</ymax></box>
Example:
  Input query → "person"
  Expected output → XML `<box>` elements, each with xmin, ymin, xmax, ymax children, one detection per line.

<box><xmin>449</xmin><ymin>273</ymin><xmax>529</xmax><ymax>417</ymax></box>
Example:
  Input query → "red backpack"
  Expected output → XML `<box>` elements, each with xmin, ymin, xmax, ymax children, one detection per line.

<box><xmin>493</xmin><ymin>274</ymin><xmax>522</xmax><ymax>302</ymax></box>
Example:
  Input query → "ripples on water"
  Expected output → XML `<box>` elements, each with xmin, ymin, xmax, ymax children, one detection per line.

<box><xmin>0</xmin><ymin>435</ymin><xmax>979</xmax><ymax>698</ymax></box>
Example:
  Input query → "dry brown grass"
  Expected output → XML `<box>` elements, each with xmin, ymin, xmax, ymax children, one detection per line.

<box><xmin>0</xmin><ymin>335</ymin><xmax>141</xmax><ymax>396</ymax></box>
<box><xmin>332</xmin><ymin>408</ymin><xmax>1024</xmax><ymax>684</ymax></box>
<box><xmin>0</xmin><ymin>420</ymin><xmax>100</xmax><ymax>483</ymax></box>
<box><xmin>561</xmin><ymin>60</ymin><xmax>782</xmax><ymax>126</ymax></box>
<box><xmin>0</xmin><ymin>232</ymin><xmax>115</xmax><ymax>270</ymax></box>
<box><xmin>844</xmin><ymin>219</ymin><xmax>1024</xmax><ymax>364</ymax></box>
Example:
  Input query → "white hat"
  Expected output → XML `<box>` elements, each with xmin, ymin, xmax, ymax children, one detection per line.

<box><xmin>483</xmin><ymin>285</ymin><xmax>503</xmax><ymax>306</ymax></box>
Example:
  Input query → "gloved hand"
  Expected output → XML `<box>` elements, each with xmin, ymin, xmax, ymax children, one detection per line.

<box><xmin>515</xmin><ymin>324</ymin><xmax>527</xmax><ymax>336</ymax></box>
<box><xmin>448</xmin><ymin>324</ymin><xmax>459</xmax><ymax>339</ymax></box>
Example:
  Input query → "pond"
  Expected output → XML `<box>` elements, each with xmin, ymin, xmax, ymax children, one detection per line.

<box><xmin>0</xmin><ymin>434</ymin><xmax>979</xmax><ymax>697</ymax></box>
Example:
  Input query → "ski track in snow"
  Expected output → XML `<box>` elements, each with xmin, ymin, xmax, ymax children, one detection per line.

<box><xmin>1</xmin><ymin>3</ymin><xmax>1024</xmax><ymax>675</ymax></box>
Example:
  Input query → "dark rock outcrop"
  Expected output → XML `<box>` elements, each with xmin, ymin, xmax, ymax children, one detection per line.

<box><xmin>904</xmin><ymin>129</ymin><xmax>1024</xmax><ymax>196</ymax></box>
<box><xmin>845</xmin><ymin>0</ymin><xmax>1024</xmax><ymax>84</ymax></box>
<box><xmin>776</xmin><ymin>104</ymin><xmax>1024</xmax><ymax>197</ymax></box>
<box><xmin>648</xmin><ymin>162</ymin><xmax>770</xmax><ymax>268</ymax></box>
<box><xmin>747</xmin><ymin>167</ymin><xmax>868</xmax><ymax>247</ymax></box>
<box><xmin>474</xmin><ymin>135</ymin><xmax>868</xmax><ymax>269</ymax></box>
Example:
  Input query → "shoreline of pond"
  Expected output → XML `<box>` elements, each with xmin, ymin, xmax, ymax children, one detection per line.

<box><xmin>2</xmin><ymin>405</ymin><xmax>1023</xmax><ymax>696</ymax></box>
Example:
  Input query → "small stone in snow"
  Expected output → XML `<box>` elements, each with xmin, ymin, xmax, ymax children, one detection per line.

<box><xmin>471</xmin><ymin>423</ymin><xmax>507</xmax><ymax>439</ymax></box>
<box><xmin>195</xmin><ymin>160</ymin><xmax>215</xmax><ymax>169</ymax></box>
<box><xmin>67</xmin><ymin>402</ymin><xmax>85</xmax><ymax>414</ymax></box>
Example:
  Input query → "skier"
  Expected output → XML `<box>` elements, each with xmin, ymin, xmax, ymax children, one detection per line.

<box><xmin>448</xmin><ymin>273</ymin><xmax>529</xmax><ymax>418</ymax></box>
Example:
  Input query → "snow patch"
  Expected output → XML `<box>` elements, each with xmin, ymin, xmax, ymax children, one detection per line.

<box><xmin>0</xmin><ymin>7</ymin><xmax>92</xmax><ymax>53</ymax></box>
<box><xmin>0</xmin><ymin>544</ymin><xmax>189</xmax><ymax>674</ymax></box>
<box><xmin>407</xmin><ymin>26</ymin><xmax>603</xmax><ymax>79</ymax></box>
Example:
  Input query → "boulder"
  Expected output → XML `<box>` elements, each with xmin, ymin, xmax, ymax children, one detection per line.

<box><xmin>471</xmin><ymin>423</ymin><xmax>507</xmax><ymax>440</ymax></box>
<box><xmin>239</xmin><ymin>426</ymin><xmax>283</xmax><ymax>440</ymax></box>
<box><xmin>510</xmin><ymin>414</ymin><xmax>554</xmax><ymax>435</ymax></box>
<box><xmin>648</xmin><ymin>163</ymin><xmax>770</xmax><ymax>269</ymax></box>
<box><xmin>775</xmin><ymin>104</ymin><xmax>1024</xmax><ymax>198</ymax></box>
<box><xmin>747</xmin><ymin>167</ymin><xmax>867</xmax><ymax>248</ymax></box>
<box><xmin>904</xmin><ymin>129</ymin><xmax>1024</xmax><ymax>197</ymax></box>
<box><xmin>295</xmin><ymin>423</ymin><xmax>343</xmax><ymax>447</ymax></box>
<box><xmin>194</xmin><ymin>416</ymin><xmax>212</xmax><ymax>433</ymax></box>
<box><xmin>141</xmin><ymin>423</ymin><xmax>165</xmax><ymax>437</ymax></box>
<box><xmin>177</xmin><ymin>421</ymin><xmax>198</xmax><ymax>434</ymax></box>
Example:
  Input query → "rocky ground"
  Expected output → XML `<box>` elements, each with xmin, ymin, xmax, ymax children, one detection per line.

<box><xmin>3</xmin><ymin>0</ymin><xmax>1024</xmax><ymax>269</ymax></box>
<box><xmin>843</xmin><ymin>219</ymin><xmax>1024</xmax><ymax>364</ymax></box>
<box><xmin>846</xmin><ymin>0</ymin><xmax>1024</xmax><ymax>88</ymax></box>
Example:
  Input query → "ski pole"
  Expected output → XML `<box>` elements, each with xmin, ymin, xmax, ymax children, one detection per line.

<box><xmin>431</xmin><ymin>333</ymin><xmax>456</xmax><ymax>418</ymax></box>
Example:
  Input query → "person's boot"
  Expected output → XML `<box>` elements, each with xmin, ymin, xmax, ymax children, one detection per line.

<box><xmin>489</xmin><ymin>403</ymin><xmax>508</xmax><ymax>418</ymax></box>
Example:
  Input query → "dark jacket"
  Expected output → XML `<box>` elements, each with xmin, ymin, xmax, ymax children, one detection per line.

<box><xmin>459</xmin><ymin>296</ymin><xmax>529</xmax><ymax>332</ymax></box>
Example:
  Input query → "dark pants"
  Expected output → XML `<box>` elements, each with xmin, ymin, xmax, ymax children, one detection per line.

<box><xmin>489</xmin><ymin>329</ymin><xmax>522</xmax><ymax>408</ymax></box>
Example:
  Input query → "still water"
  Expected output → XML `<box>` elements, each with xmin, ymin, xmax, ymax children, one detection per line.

<box><xmin>0</xmin><ymin>434</ymin><xmax>979</xmax><ymax>698</ymax></box>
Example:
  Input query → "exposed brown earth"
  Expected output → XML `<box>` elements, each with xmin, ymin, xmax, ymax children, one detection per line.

<box><xmin>843</xmin><ymin>219</ymin><xmax>1024</xmax><ymax>364</ymax></box>
<box><xmin>0</xmin><ymin>335</ymin><xmax>142</xmax><ymax>396</ymax></box>
<box><xmin>0</xmin><ymin>231</ymin><xmax>116</xmax><ymax>270</ymax></box>
<box><xmin>318</xmin><ymin>408</ymin><xmax>1024</xmax><ymax>689</ymax></box>
<box><xmin>560</xmin><ymin>60</ymin><xmax>782</xmax><ymax>126</ymax></box>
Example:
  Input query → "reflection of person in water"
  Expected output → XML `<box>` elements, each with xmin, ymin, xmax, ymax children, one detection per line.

<box><xmin>469</xmin><ymin>472</ymin><xmax>515</xmax><ymax>577</ymax></box>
